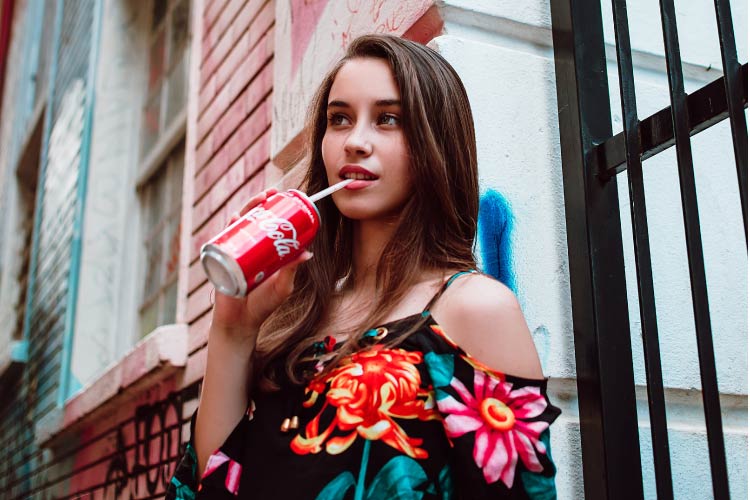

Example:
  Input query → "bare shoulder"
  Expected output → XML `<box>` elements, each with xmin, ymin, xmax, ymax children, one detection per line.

<box><xmin>431</xmin><ymin>273</ymin><xmax>544</xmax><ymax>379</ymax></box>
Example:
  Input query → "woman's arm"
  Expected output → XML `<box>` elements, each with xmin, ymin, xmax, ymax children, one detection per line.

<box><xmin>431</xmin><ymin>273</ymin><xmax>543</xmax><ymax>379</ymax></box>
<box><xmin>193</xmin><ymin>189</ymin><xmax>312</xmax><ymax>477</ymax></box>
<box><xmin>194</xmin><ymin>321</ymin><xmax>256</xmax><ymax>477</ymax></box>
<box><xmin>426</xmin><ymin>273</ymin><xmax>559</xmax><ymax>497</ymax></box>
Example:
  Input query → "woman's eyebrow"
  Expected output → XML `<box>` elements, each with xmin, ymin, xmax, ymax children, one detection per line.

<box><xmin>327</xmin><ymin>100</ymin><xmax>349</xmax><ymax>108</ymax></box>
<box><xmin>327</xmin><ymin>99</ymin><xmax>401</xmax><ymax>108</ymax></box>
<box><xmin>375</xmin><ymin>99</ymin><xmax>401</xmax><ymax>107</ymax></box>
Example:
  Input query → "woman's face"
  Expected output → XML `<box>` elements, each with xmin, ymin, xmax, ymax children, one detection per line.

<box><xmin>322</xmin><ymin>57</ymin><xmax>412</xmax><ymax>222</ymax></box>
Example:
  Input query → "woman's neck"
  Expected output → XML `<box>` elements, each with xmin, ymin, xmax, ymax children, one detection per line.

<box><xmin>349</xmin><ymin>216</ymin><xmax>400</xmax><ymax>293</ymax></box>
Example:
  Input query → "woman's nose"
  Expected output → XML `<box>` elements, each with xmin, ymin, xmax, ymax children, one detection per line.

<box><xmin>344</xmin><ymin>124</ymin><xmax>373</xmax><ymax>156</ymax></box>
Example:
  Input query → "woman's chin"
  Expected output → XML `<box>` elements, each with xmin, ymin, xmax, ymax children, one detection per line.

<box><xmin>331</xmin><ymin>194</ymin><xmax>407</xmax><ymax>222</ymax></box>
<box><xmin>336</xmin><ymin>205</ymin><xmax>404</xmax><ymax>223</ymax></box>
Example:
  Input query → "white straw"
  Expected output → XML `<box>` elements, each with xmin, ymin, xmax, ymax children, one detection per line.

<box><xmin>308</xmin><ymin>178</ymin><xmax>354</xmax><ymax>203</ymax></box>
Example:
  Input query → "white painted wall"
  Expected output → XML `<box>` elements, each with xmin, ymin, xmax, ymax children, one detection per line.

<box><xmin>436</xmin><ymin>1</ymin><xmax>747</xmax><ymax>498</ymax></box>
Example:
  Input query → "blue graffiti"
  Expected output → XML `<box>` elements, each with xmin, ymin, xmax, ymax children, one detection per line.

<box><xmin>477</xmin><ymin>189</ymin><xmax>515</xmax><ymax>292</ymax></box>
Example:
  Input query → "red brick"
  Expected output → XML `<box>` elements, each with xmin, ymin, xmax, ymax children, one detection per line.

<box><xmin>203</xmin><ymin>0</ymin><xmax>246</xmax><ymax>61</ymax></box>
<box><xmin>212</xmin><ymin>94</ymin><xmax>248</xmax><ymax>152</ymax></box>
<box><xmin>208</xmin><ymin>156</ymin><xmax>246</xmax><ymax>213</ymax></box>
<box><xmin>226</xmin><ymin>28</ymin><xmax>273</xmax><ymax>103</ymax></box>
<box><xmin>202</xmin><ymin>0</ymin><xmax>266</xmax><ymax>86</ymax></box>
<box><xmin>200</xmin><ymin>3</ymin><xmax>247</xmax><ymax>83</ymax></box>
<box><xmin>197</xmin><ymin>44</ymin><xmax>272</xmax><ymax>146</ymax></box>
<box><xmin>202</xmin><ymin>25</ymin><xmax>232</xmax><ymax>85</ymax></box>
<box><xmin>192</xmin><ymin>206</ymin><xmax>227</xmax><ymax>261</ymax></box>
<box><xmin>194</xmin><ymin>152</ymin><xmax>265</xmax><ymax>234</ymax></box>
<box><xmin>188</xmin><ymin>259</ymin><xmax>207</xmax><ymax>295</ymax></box>
<box><xmin>186</xmin><ymin>279</ymin><xmax>212</xmax><ymax>324</ymax></box>
<box><xmin>188</xmin><ymin>308</ymin><xmax>211</xmax><ymax>353</ymax></box>
<box><xmin>242</xmin><ymin>58</ymin><xmax>273</xmax><ymax>114</ymax></box>
<box><xmin>195</xmin><ymin>146</ymin><xmax>229</xmax><ymax>200</ymax></box>
<box><xmin>244</xmin><ymin>128</ymin><xmax>271</xmax><ymax>178</ymax></box>
<box><xmin>183</xmin><ymin>347</ymin><xmax>208</xmax><ymax>388</ymax></box>
<box><xmin>225</xmin><ymin>100</ymin><xmax>270</xmax><ymax>165</ymax></box>
<box><xmin>225</xmin><ymin>169</ymin><xmax>266</xmax><ymax>215</ymax></box>
<box><xmin>403</xmin><ymin>4</ymin><xmax>445</xmax><ymax>44</ymax></box>
<box><xmin>195</xmin><ymin>95</ymin><xmax>271</xmax><ymax>201</ymax></box>
<box><xmin>192</xmin><ymin>192</ymin><xmax>213</xmax><ymax>231</ymax></box>
<box><xmin>197</xmin><ymin>85</ymin><xmax>228</xmax><ymax>145</ymax></box>
<box><xmin>204</xmin><ymin>0</ymin><xmax>230</xmax><ymax>35</ymax></box>
<box><xmin>213</xmin><ymin>0</ymin><xmax>272</xmax><ymax>90</ymax></box>
<box><xmin>199</xmin><ymin>73</ymin><xmax>217</xmax><ymax>114</ymax></box>
<box><xmin>195</xmin><ymin>130</ymin><xmax>215</xmax><ymax>171</ymax></box>
<box><xmin>212</xmin><ymin>60</ymin><xmax>272</xmax><ymax>150</ymax></box>
<box><xmin>202</xmin><ymin>28</ymin><xmax>214</xmax><ymax>65</ymax></box>
<box><xmin>199</xmin><ymin>5</ymin><xmax>273</xmax><ymax>115</ymax></box>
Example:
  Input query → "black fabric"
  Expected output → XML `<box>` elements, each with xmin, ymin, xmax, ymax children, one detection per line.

<box><xmin>167</xmin><ymin>272</ymin><xmax>560</xmax><ymax>500</ymax></box>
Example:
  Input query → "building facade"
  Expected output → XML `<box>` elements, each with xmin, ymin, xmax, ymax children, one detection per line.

<box><xmin>0</xmin><ymin>0</ymin><xmax>745</xmax><ymax>498</ymax></box>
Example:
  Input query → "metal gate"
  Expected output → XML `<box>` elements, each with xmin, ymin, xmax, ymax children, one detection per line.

<box><xmin>549</xmin><ymin>0</ymin><xmax>747</xmax><ymax>498</ymax></box>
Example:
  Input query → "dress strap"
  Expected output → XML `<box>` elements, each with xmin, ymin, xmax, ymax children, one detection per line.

<box><xmin>421</xmin><ymin>269</ymin><xmax>477</xmax><ymax>315</ymax></box>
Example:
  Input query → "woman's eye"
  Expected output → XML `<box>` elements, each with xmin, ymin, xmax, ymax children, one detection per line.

<box><xmin>328</xmin><ymin>114</ymin><xmax>350</xmax><ymax>126</ymax></box>
<box><xmin>378</xmin><ymin>114</ymin><xmax>400</xmax><ymax>126</ymax></box>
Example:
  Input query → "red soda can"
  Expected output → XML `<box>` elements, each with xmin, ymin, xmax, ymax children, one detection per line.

<box><xmin>200</xmin><ymin>190</ymin><xmax>320</xmax><ymax>297</ymax></box>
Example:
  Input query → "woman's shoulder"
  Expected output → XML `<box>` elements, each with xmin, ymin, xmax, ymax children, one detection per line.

<box><xmin>430</xmin><ymin>272</ymin><xmax>544</xmax><ymax>379</ymax></box>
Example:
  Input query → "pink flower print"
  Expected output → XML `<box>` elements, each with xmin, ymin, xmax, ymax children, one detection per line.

<box><xmin>437</xmin><ymin>367</ymin><xmax>551</xmax><ymax>488</ymax></box>
<box><xmin>201</xmin><ymin>451</ymin><xmax>242</xmax><ymax>495</ymax></box>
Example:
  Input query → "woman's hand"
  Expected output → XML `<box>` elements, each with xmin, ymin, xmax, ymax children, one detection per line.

<box><xmin>210</xmin><ymin>188</ymin><xmax>313</xmax><ymax>337</ymax></box>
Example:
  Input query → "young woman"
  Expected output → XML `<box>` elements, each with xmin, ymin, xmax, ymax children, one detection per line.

<box><xmin>168</xmin><ymin>34</ymin><xmax>560</xmax><ymax>499</ymax></box>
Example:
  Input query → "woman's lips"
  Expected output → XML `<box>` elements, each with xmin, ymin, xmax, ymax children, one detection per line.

<box><xmin>344</xmin><ymin>179</ymin><xmax>375</xmax><ymax>190</ymax></box>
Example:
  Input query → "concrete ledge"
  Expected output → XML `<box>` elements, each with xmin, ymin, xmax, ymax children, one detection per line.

<box><xmin>36</xmin><ymin>324</ymin><xmax>188</xmax><ymax>445</ymax></box>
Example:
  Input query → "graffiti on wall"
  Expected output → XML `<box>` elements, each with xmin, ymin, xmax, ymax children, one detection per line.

<box><xmin>478</xmin><ymin>189</ymin><xmax>516</xmax><ymax>292</ymax></box>
<box><xmin>101</xmin><ymin>384</ymin><xmax>199</xmax><ymax>498</ymax></box>
<box><xmin>62</xmin><ymin>383</ymin><xmax>200</xmax><ymax>498</ymax></box>
<box><xmin>272</xmin><ymin>0</ymin><xmax>433</xmax><ymax>162</ymax></box>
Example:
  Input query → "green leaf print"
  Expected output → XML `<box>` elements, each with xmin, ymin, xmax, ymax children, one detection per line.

<box><xmin>520</xmin><ymin>430</ymin><xmax>557</xmax><ymax>499</ymax></box>
<box><xmin>314</xmin><ymin>452</ymin><xmax>432</xmax><ymax>500</ymax></box>
<box><xmin>437</xmin><ymin>464</ymin><xmax>454</xmax><ymax>500</ymax></box>
<box><xmin>423</xmin><ymin>352</ymin><xmax>454</xmax><ymax>390</ymax></box>
<box><xmin>365</xmin><ymin>455</ymin><xmax>428</xmax><ymax>500</ymax></box>
<box><xmin>315</xmin><ymin>471</ymin><xmax>356</xmax><ymax>500</ymax></box>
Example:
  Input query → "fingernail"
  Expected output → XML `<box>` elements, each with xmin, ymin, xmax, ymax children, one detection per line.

<box><xmin>304</xmin><ymin>251</ymin><xmax>314</xmax><ymax>261</ymax></box>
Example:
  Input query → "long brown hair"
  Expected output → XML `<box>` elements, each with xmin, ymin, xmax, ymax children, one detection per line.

<box><xmin>253</xmin><ymin>34</ymin><xmax>479</xmax><ymax>392</ymax></box>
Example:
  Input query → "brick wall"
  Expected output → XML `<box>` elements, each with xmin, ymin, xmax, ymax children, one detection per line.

<box><xmin>187</xmin><ymin>0</ymin><xmax>274</xmax><ymax>344</ymax></box>
<box><xmin>0</xmin><ymin>1</ymin><xmax>447</xmax><ymax>497</ymax></box>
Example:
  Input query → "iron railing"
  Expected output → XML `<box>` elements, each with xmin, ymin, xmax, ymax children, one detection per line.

<box><xmin>550</xmin><ymin>0</ymin><xmax>747</xmax><ymax>499</ymax></box>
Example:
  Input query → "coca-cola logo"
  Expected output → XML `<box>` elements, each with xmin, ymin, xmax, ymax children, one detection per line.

<box><xmin>247</xmin><ymin>207</ymin><xmax>300</xmax><ymax>257</ymax></box>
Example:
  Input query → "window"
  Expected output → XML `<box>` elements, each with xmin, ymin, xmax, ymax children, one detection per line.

<box><xmin>141</xmin><ymin>0</ymin><xmax>190</xmax><ymax>161</ymax></box>
<box><xmin>139</xmin><ymin>143</ymin><xmax>184</xmax><ymax>338</ymax></box>
<box><xmin>137</xmin><ymin>0</ymin><xmax>190</xmax><ymax>338</ymax></box>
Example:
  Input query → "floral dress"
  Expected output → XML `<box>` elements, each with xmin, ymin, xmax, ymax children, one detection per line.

<box><xmin>167</xmin><ymin>272</ymin><xmax>561</xmax><ymax>499</ymax></box>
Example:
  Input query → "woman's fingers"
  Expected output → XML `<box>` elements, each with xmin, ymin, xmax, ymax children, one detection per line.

<box><xmin>239</xmin><ymin>188</ymin><xmax>278</xmax><ymax>216</ymax></box>
<box><xmin>270</xmin><ymin>250</ymin><xmax>313</xmax><ymax>298</ymax></box>
<box><xmin>224</xmin><ymin>188</ymin><xmax>279</xmax><ymax>229</ymax></box>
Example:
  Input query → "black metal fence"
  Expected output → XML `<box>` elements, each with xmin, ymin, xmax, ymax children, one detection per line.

<box><xmin>549</xmin><ymin>0</ymin><xmax>747</xmax><ymax>499</ymax></box>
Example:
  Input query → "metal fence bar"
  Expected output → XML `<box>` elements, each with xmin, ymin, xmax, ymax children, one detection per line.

<box><xmin>713</xmin><ymin>0</ymin><xmax>748</xmax><ymax>243</ymax></box>
<box><xmin>610</xmin><ymin>2</ymin><xmax>674</xmax><ymax>498</ymax></box>
<box><xmin>595</xmin><ymin>65</ymin><xmax>748</xmax><ymax>177</ymax></box>
<box><xmin>657</xmin><ymin>1</ymin><xmax>730</xmax><ymax>498</ymax></box>
<box><xmin>550</xmin><ymin>1</ymin><xmax>644</xmax><ymax>498</ymax></box>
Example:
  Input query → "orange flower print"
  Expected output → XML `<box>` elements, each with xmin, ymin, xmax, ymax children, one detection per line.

<box><xmin>291</xmin><ymin>346</ymin><xmax>440</xmax><ymax>459</ymax></box>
